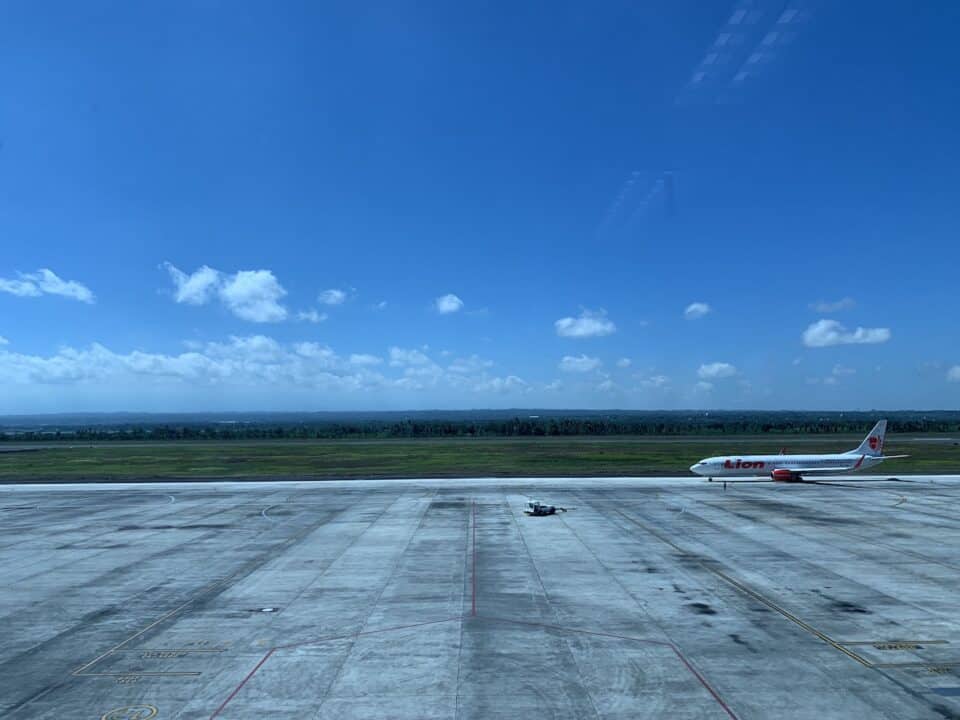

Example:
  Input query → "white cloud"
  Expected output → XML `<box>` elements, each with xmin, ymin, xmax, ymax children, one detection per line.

<box><xmin>810</xmin><ymin>297</ymin><xmax>855</xmax><ymax>313</ymax></box>
<box><xmin>219</xmin><ymin>270</ymin><xmax>288</xmax><ymax>323</ymax></box>
<box><xmin>638</xmin><ymin>374</ymin><xmax>670</xmax><ymax>389</ymax></box>
<box><xmin>832</xmin><ymin>364</ymin><xmax>856</xmax><ymax>376</ymax></box>
<box><xmin>163</xmin><ymin>263</ymin><xmax>220</xmax><ymax>305</ymax></box>
<box><xmin>349</xmin><ymin>353</ymin><xmax>383</xmax><ymax>366</ymax></box>
<box><xmin>802</xmin><ymin>319</ymin><xmax>891</xmax><ymax>347</ymax></box>
<box><xmin>0</xmin><ymin>336</ymin><xmax>7</xmax><ymax>346</ymax></box>
<box><xmin>684</xmin><ymin>302</ymin><xmax>711</xmax><ymax>320</ymax></box>
<box><xmin>318</xmin><ymin>289</ymin><xmax>347</xmax><ymax>306</ymax></box>
<box><xmin>435</xmin><ymin>294</ymin><xmax>464</xmax><ymax>314</ymax></box>
<box><xmin>616</xmin><ymin>358</ymin><xmax>632</xmax><ymax>368</ymax></box>
<box><xmin>698</xmin><ymin>362</ymin><xmax>737</xmax><ymax>380</ymax></box>
<box><xmin>389</xmin><ymin>347</ymin><xmax>432</xmax><ymax>367</ymax></box>
<box><xmin>596</xmin><ymin>379</ymin><xmax>617</xmax><ymax>392</ymax></box>
<box><xmin>448</xmin><ymin>355</ymin><xmax>494</xmax><ymax>374</ymax></box>
<box><xmin>297</xmin><ymin>309</ymin><xmax>328</xmax><ymax>324</ymax></box>
<box><xmin>0</xmin><ymin>269</ymin><xmax>94</xmax><ymax>303</ymax></box>
<box><xmin>544</xmin><ymin>380</ymin><xmax>564</xmax><ymax>391</ymax></box>
<box><xmin>695</xmin><ymin>381</ymin><xmax>713</xmax><ymax>392</ymax></box>
<box><xmin>163</xmin><ymin>263</ymin><xmax>288</xmax><ymax>323</ymax></box>
<box><xmin>0</xmin><ymin>336</ymin><xmax>545</xmax><ymax>409</ymax></box>
<box><xmin>373</xmin><ymin>301</ymin><xmax>388</xmax><ymax>311</ymax></box>
<box><xmin>948</xmin><ymin>366</ymin><xmax>960</xmax><ymax>383</ymax></box>
<box><xmin>559</xmin><ymin>354</ymin><xmax>602</xmax><ymax>373</ymax></box>
<box><xmin>0</xmin><ymin>278</ymin><xmax>39</xmax><ymax>297</ymax></box>
<box><xmin>554</xmin><ymin>309</ymin><xmax>616</xmax><ymax>338</ymax></box>
<box><xmin>474</xmin><ymin>375</ymin><xmax>528</xmax><ymax>393</ymax></box>
<box><xmin>0</xmin><ymin>336</ymin><xmax>392</xmax><ymax>392</ymax></box>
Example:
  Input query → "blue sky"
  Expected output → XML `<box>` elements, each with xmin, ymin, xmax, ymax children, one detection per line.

<box><xmin>2</xmin><ymin>0</ymin><xmax>959</xmax><ymax>412</ymax></box>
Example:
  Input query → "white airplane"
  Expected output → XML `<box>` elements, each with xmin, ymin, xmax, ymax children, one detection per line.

<box><xmin>689</xmin><ymin>420</ymin><xmax>908</xmax><ymax>482</ymax></box>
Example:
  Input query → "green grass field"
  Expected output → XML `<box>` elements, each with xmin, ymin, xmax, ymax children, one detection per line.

<box><xmin>1</xmin><ymin>434</ymin><xmax>958</xmax><ymax>481</ymax></box>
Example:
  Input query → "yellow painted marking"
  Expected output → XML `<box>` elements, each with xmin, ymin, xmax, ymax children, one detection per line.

<box><xmin>609</xmin><ymin>506</ymin><xmax>874</xmax><ymax>666</ymax></box>
<box><xmin>101</xmin><ymin>706</ymin><xmax>158</xmax><ymax>720</ymax></box>
<box><xmin>75</xmin><ymin>576</ymin><xmax>249</xmax><ymax>674</ymax></box>
<box><xmin>141</xmin><ymin>650</ymin><xmax>186</xmax><ymax>659</ymax></box>
<box><xmin>873</xmin><ymin>661</ymin><xmax>960</xmax><ymax>669</ymax></box>
<box><xmin>86</xmin><ymin>671</ymin><xmax>201</xmax><ymax>677</ymax></box>
<box><xmin>840</xmin><ymin>640</ymin><xmax>948</xmax><ymax>646</ymax></box>
<box><xmin>124</xmin><ymin>647</ymin><xmax>226</xmax><ymax>654</ymax></box>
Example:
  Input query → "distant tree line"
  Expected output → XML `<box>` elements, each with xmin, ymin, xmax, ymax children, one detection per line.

<box><xmin>2</xmin><ymin>411</ymin><xmax>960</xmax><ymax>441</ymax></box>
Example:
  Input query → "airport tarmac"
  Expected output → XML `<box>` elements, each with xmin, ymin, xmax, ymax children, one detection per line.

<box><xmin>2</xmin><ymin>476</ymin><xmax>960</xmax><ymax>719</ymax></box>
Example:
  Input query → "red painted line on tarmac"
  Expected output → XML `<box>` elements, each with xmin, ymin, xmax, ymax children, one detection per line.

<box><xmin>471</xmin><ymin>499</ymin><xmax>478</xmax><ymax>616</ymax></box>
<box><xmin>209</xmin><ymin>648</ymin><xmax>275</xmax><ymax>719</ymax></box>
<box><xmin>668</xmin><ymin>646</ymin><xmax>740</xmax><ymax>720</ymax></box>
<box><xmin>477</xmin><ymin>615</ymin><xmax>739</xmax><ymax>720</ymax></box>
<box><xmin>274</xmin><ymin>616</ymin><xmax>461</xmax><ymax>650</ymax></box>
<box><xmin>210</xmin><ymin>617</ymin><xmax>461</xmax><ymax>718</ymax></box>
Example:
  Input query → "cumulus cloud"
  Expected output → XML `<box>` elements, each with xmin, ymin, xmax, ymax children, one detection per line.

<box><xmin>448</xmin><ymin>355</ymin><xmax>494</xmax><ymax>374</ymax></box>
<box><xmin>0</xmin><ymin>336</ymin><xmax>7</xmax><ymax>346</ymax></box>
<box><xmin>948</xmin><ymin>366</ymin><xmax>960</xmax><ymax>383</ymax></box>
<box><xmin>695</xmin><ymin>381</ymin><xmax>713</xmax><ymax>392</ymax></box>
<box><xmin>297</xmin><ymin>309</ymin><xmax>328</xmax><ymax>324</ymax></box>
<box><xmin>349</xmin><ymin>353</ymin><xmax>383</xmax><ymax>366</ymax></box>
<box><xmin>698</xmin><ymin>362</ymin><xmax>737</xmax><ymax>380</ymax></box>
<box><xmin>435</xmin><ymin>294</ymin><xmax>464</xmax><ymax>314</ymax></box>
<box><xmin>388</xmin><ymin>347</ymin><xmax>432</xmax><ymax>367</ymax></box>
<box><xmin>162</xmin><ymin>263</ymin><xmax>220</xmax><ymax>305</ymax></box>
<box><xmin>810</xmin><ymin>297</ymin><xmax>855</xmax><ymax>313</ymax></box>
<box><xmin>554</xmin><ymin>309</ymin><xmax>616</xmax><ymax>338</ymax></box>
<box><xmin>638</xmin><ymin>374</ymin><xmax>670</xmax><ymax>389</ymax></box>
<box><xmin>474</xmin><ymin>375</ymin><xmax>528</xmax><ymax>394</ymax></box>
<box><xmin>559</xmin><ymin>354</ymin><xmax>602</xmax><ymax>373</ymax></box>
<box><xmin>0</xmin><ymin>336</ymin><xmax>534</xmax><ymax>402</ymax></box>
<box><xmin>684</xmin><ymin>302</ymin><xmax>711</xmax><ymax>320</ymax></box>
<box><xmin>0</xmin><ymin>336</ymin><xmax>394</xmax><ymax>395</ymax></box>
<box><xmin>318</xmin><ymin>289</ymin><xmax>347</xmax><ymax>306</ymax></box>
<box><xmin>0</xmin><ymin>269</ymin><xmax>95</xmax><ymax>303</ymax></box>
<box><xmin>616</xmin><ymin>358</ymin><xmax>632</xmax><ymax>368</ymax></box>
<box><xmin>802</xmin><ymin>319</ymin><xmax>891</xmax><ymax>347</ymax></box>
<box><xmin>219</xmin><ymin>270</ymin><xmax>288</xmax><ymax>322</ymax></box>
<box><xmin>832</xmin><ymin>364</ymin><xmax>856</xmax><ymax>376</ymax></box>
<box><xmin>163</xmin><ymin>263</ymin><xmax>288</xmax><ymax>323</ymax></box>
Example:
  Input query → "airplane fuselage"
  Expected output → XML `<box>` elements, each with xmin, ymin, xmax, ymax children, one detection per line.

<box><xmin>690</xmin><ymin>452</ymin><xmax>880</xmax><ymax>478</ymax></box>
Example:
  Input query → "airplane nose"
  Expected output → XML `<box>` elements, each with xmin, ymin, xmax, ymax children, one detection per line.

<box><xmin>689</xmin><ymin>463</ymin><xmax>701</xmax><ymax>474</ymax></box>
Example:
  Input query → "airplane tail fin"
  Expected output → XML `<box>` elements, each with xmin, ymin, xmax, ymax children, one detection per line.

<box><xmin>852</xmin><ymin>420</ymin><xmax>887</xmax><ymax>457</ymax></box>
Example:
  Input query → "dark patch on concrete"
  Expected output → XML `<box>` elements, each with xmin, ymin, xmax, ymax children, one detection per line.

<box><xmin>117</xmin><ymin>523</ymin><xmax>231</xmax><ymax>530</ymax></box>
<box><xmin>428</xmin><ymin>500</ymin><xmax>467</xmax><ymax>510</ymax></box>
<box><xmin>832</xmin><ymin>600</ymin><xmax>871</xmax><ymax>614</ymax></box>
<box><xmin>688</xmin><ymin>602</ymin><xmax>717</xmax><ymax>615</ymax></box>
